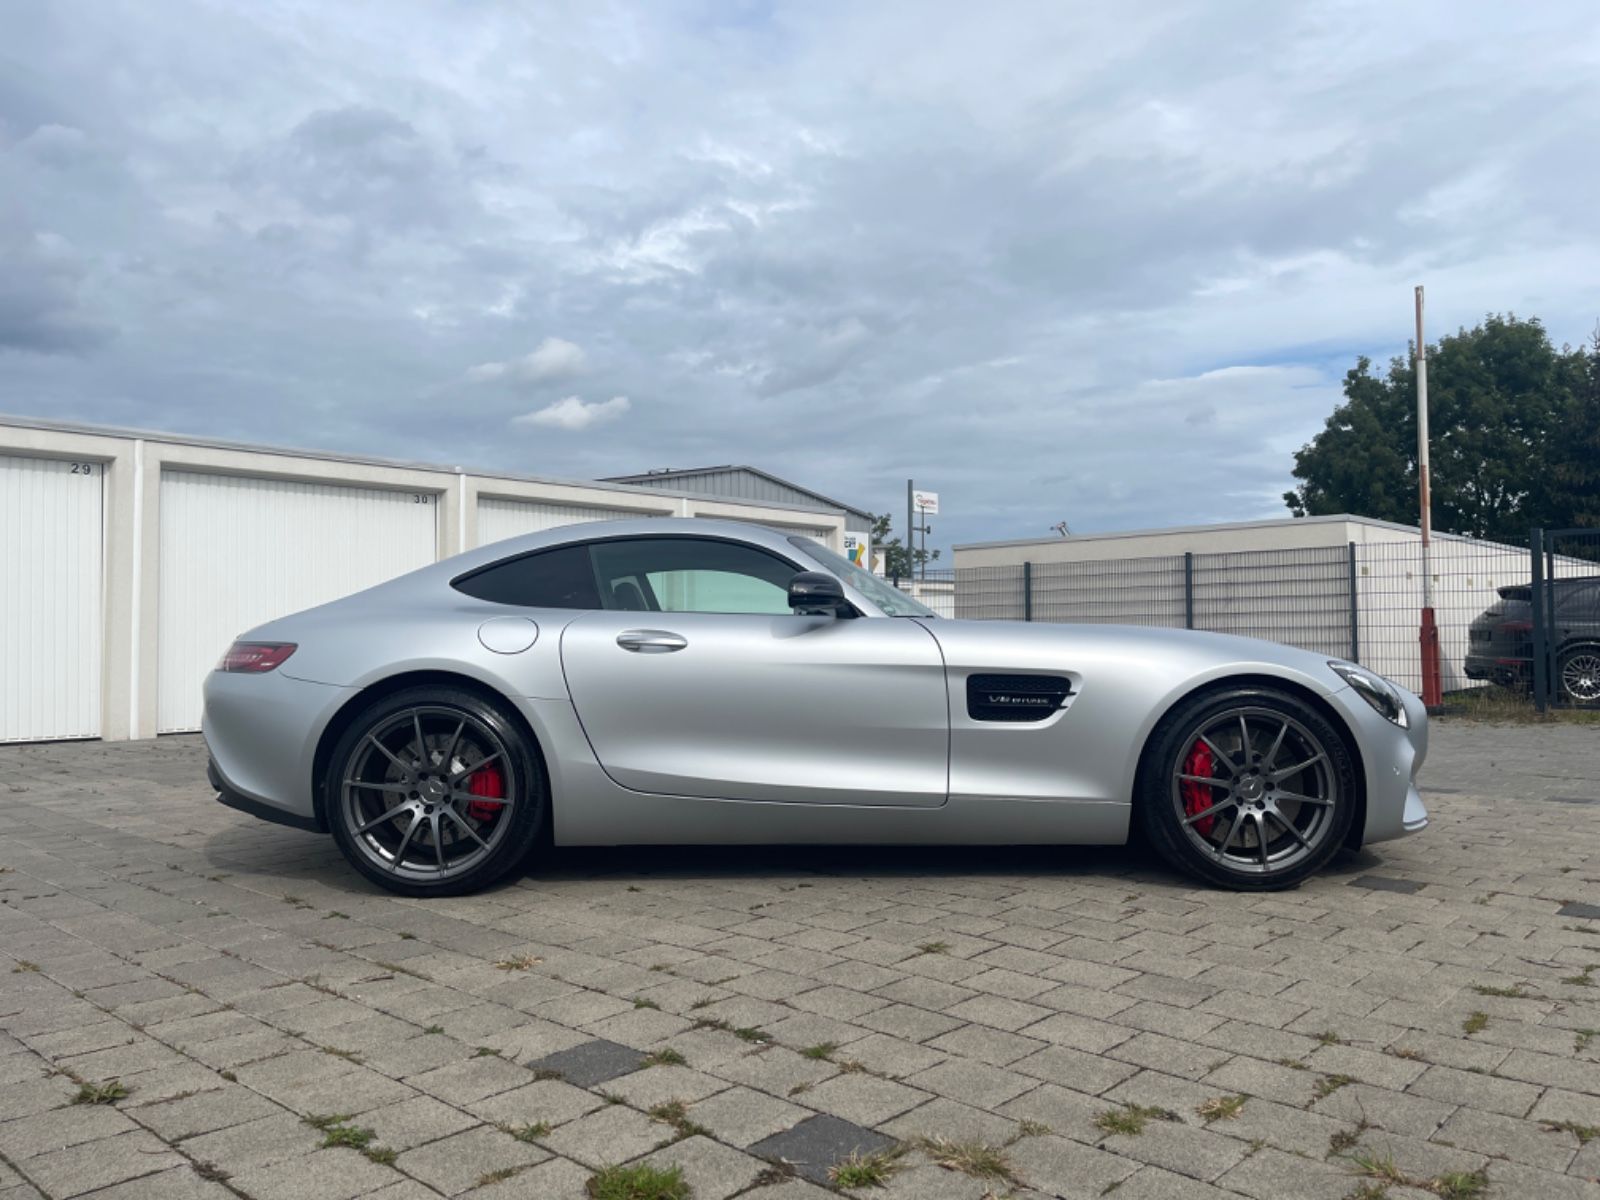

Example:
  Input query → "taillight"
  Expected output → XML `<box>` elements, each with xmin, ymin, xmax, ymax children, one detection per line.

<box><xmin>1496</xmin><ymin>621</ymin><xmax>1532</xmax><ymax>634</ymax></box>
<box><xmin>217</xmin><ymin>642</ymin><xmax>297</xmax><ymax>673</ymax></box>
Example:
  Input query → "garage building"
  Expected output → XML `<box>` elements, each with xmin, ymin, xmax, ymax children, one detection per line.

<box><xmin>0</xmin><ymin>417</ymin><xmax>845</xmax><ymax>744</ymax></box>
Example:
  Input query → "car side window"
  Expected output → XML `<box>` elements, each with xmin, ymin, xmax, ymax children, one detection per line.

<box><xmin>452</xmin><ymin>544</ymin><xmax>602</xmax><ymax>608</ymax></box>
<box><xmin>589</xmin><ymin>537</ymin><xmax>797</xmax><ymax>615</ymax></box>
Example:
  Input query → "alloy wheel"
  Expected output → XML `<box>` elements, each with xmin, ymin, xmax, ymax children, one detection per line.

<box><xmin>1169</xmin><ymin>706</ymin><xmax>1340</xmax><ymax>876</ymax></box>
<box><xmin>338</xmin><ymin>705</ymin><xmax>517</xmax><ymax>883</ymax></box>
<box><xmin>1561</xmin><ymin>651</ymin><xmax>1600</xmax><ymax>704</ymax></box>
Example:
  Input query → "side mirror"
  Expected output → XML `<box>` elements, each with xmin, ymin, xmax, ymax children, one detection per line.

<box><xmin>787</xmin><ymin>571</ymin><xmax>854</xmax><ymax>618</ymax></box>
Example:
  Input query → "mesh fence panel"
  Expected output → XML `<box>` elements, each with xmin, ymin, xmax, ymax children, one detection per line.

<box><xmin>1191</xmin><ymin>546</ymin><xmax>1351</xmax><ymax>657</ymax></box>
<box><xmin>1354</xmin><ymin>538</ymin><xmax>1532</xmax><ymax>694</ymax></box>
<box><xmin>1031</xmin><ymin>556</ymin><xmax>1187</xmax><ymax>626</ymax></box>
<box><xmin>952</xmin><ymin>565</ymin><xmax>1025</xmax><ymax>620</ymax></box>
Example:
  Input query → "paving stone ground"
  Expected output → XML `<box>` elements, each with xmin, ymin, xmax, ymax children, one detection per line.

<box><xmin>1</xmin><ymin>722</ymin><xmax>1597</xmax><ymax>1200</ymax></box>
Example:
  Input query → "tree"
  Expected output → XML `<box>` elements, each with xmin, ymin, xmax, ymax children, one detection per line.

<box><xmin>1545</xmin><ymin>326</ymin><xmax>1600</xmax><ymax>529</ymax></box>
<box><xmin>1284</xmin><ymin>315</ymin><xmax>1594</xmax><ymax>541</ymax></box>
<box><xmin>872</xmin><ymin>512</ymin><xmax>940</xmax><ymax>578</ymax></box>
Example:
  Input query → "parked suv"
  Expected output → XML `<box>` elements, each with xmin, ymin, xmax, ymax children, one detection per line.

<box><xmin>1466</xmin><ymin>576</ymin><xmax>1600</xmax><ymax>703</ymax></box>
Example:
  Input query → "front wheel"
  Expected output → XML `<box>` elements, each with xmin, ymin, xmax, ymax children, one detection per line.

<box><xmin>1135</xmin><ymin>686</ymin><xmax>1357</xmax><ymax>891</ymax></box>
<box><xmin>326</xmin><ymin>686</ymin><xmax>547</xmax><ymax>897</ymax></box>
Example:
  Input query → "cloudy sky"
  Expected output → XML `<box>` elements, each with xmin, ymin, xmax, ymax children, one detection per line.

<box><xmin>3</xmin><ymin>2</ymin><xmax>1597</xmax><ymax>551</ymax></box>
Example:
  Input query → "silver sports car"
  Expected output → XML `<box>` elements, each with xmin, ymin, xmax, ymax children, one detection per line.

<box><xmin>203</xmin><ymin>519</ymin><xmax>1428</xmax><ymax>896</ymax></box>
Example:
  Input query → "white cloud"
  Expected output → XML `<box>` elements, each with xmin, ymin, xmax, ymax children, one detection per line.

<box><xmin>467</xmin><ymin>337</ymin><xmax>587</xmax><ymax>384</ymax></box>
<box><xmin>512</xmin><ymin>395</ymin><xmax>630</xmax><ymax>432</ymax></box>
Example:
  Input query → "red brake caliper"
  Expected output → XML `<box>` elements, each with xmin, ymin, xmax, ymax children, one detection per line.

<box><xmin>465</xmin><ymin>765</ymin><xmax>505</xmax><ymax>824</ymax></box>
<box><xmin>1181</xmin><ymin>740</ymin><xmax>1216</xmax><ymax>837</ymax></box>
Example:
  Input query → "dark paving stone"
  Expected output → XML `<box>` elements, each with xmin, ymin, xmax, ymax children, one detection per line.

<box><xmin>1558</xmin><ymin>901</ymin><xmax>1600</xmax><ymax>920</ymax></box>
<box><xmin>1426</xmin><ymin>787</ymin><xmax>1462</xmax><ymax>795</ymax></box>
<box><xmin>526</xmin><ymin>1039</ymin><xmax>646</xmax><ymax>1087</ymax></box>
<box><xmin>1350</xmin><ymin>875</ymin><xmax>1425</xmax><ymax>895</ymax></box>
<box><xmin>749</xmin><ymin>1113</ymin><xmax>897</xmax><ymax>1185</ymax></box>
<box><xmin>1545</xmin><ymin>795</ymin><xmax>1600</xmax><ymax>805</ymax></box>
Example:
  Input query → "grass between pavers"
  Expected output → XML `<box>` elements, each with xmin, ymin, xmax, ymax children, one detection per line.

<box><xmin>642</xmin><ymin>1048</ymin><xmax>687</xmax><ymax>1068</ymax></box>
<box><xmin>1093</xmin><ymin>1103</ymin><xmax>1179</xmax><ymax>1137</ymax></box>
<box><xmin>586</xmin><ymin>1162</ymin><xmax>690</xmax><ymax>1200</ymax></box>
<box><xmin>501</xmin><ymin>1120</ymin><xmax>552</xmax><ymax>1142</ymax></box>
<box><xmin>304</xmin><ymin>1113</ymin><xmax>396</xmax><ymax>1164</ymax></box>
<box><xmin>494</xmin><ymin>954</ymin><xmax>542</xmax><ymax>971</ymax></box>
<box><xmin>648</xmin><ymin>1099</ymin><xmax>712</xmax><ymax>1141</ymax></box>
<box><xmin>1345</xmin><ymin>1151</ymin><xmax>1490</xmax><ymax>1199</ymax></box>
<box><xmin>1462</xmin><ymin>1011</ymin><xmax>1489</xmax><ymax>1035</ymax></box>
<box><xmin>1541</xmin><ymin>1120</ymin><xmax>1599</xmax><ymax>1145</ymax></box>
<box><xmin>71</xmin><ymin>1079</ymin><xmax>129</xmax><ymax>1105</ymax></box>
<box><xmin>829</xmin><ymin>1147</ymin><xmax>903</xmax><ymax>1188</ymax></box>
<box><xmin>1313</xmin><ymin>1074</ymin><xmax>1355</xmax><ymax>1100</ymax></box>
<box><xmin>1195</xmin><ymin>1094</ymin><xmax>1247</xmax><ymax>1123</ymax></box>
<box><xmin>916</xmin><ymin>1135</ymin><xmax>1017</xmax><ymax>1183</ymax></box>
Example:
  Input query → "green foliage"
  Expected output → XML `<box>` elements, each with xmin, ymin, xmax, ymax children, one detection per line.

<box><xmin>72</xmin><ymin>1080</ymin><xmax>129</xmax><ymax>1105</ymax></box>
<box><xmin>1285</xmin><ymin>315</ymin><xmax>1600</xmax><ymax>538</ymax></box>
<box><xmin>872</xmin><ymin>513</ymin><xmax>940</xmax><ymax>579</ymax></box>
<box><xmin>586</xmin><ymin>1163</ymin><xmax>690</xmax><ymax>1200</ymax></box>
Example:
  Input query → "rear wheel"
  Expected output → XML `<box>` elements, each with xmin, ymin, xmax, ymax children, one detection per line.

<box><xmin>326</xmin><ymin>686</ymin><xmax>547</xmax><ymax>897</ymax></box>
<box><xmin>1136</xmin><ymin>686</ymin><xmax>1357</xmax><ymax>891</ymax></box>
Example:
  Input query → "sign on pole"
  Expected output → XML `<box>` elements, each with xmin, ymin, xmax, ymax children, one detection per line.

<box><xmin>913</xmin><ymin>489</ymin><xmax>939</xmax><ymax>515</ymax></box>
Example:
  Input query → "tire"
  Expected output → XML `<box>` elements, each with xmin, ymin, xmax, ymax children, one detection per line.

<box><xmin>1135</xmin><ymin>685</ymin><xmax>1357</xmax><ymax>891</ymax></box>
<box><xmin>1557</xmin><ymin>645</ymin><xmax>1600</xmax><ymax>706</ymax></box>
<box><xmin>326</xmin><ymin>686</ymin><xmax>547</xmax><ymax>897</ymax></box>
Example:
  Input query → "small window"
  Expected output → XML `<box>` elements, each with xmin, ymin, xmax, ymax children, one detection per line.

<box><xmin>589</xmin><ymin>537</ymin><xmax>799</xmax><ymax>614</ymax></box>
<box><xmin>452</xmin><ymin>544</ymin><xmax>601</xmax><ymax>608</ymax></box>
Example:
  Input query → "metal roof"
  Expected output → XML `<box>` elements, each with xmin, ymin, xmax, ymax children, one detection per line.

<box><xmin>599</xmin><ymin>464</ymin><xmax>876</xmax><ymax>526</ymax></box>
<box><xmin>954</xmin><ymin>513</ymin><xmax>1490</xmax><ymax>552</ymax></box>
<box><xmin>0</xmin><ymin>413</ymin><xmax>843</xmax><ymax>519</ymax></box>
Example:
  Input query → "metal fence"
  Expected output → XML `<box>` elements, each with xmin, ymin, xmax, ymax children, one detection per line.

<box><xmin>888</xmin><ymin>531</ymin><xmax>1600</xmax><ymax>709</ymax></box>
<box><xmin>1532</xmin><ymin>528</ymin><xmax>1600</xmax><ymax>710</ymax></box>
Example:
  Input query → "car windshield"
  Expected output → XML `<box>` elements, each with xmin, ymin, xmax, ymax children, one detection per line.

<box><xmin>787</xmin><ymin>536</ymin><xmax>937</xmax><ymax>618</ymax></box>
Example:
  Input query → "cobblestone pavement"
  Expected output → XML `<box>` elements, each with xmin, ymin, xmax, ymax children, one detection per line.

<box><xmin>2</xmin><ymin>723</ymin><xmax>1598</xmax><ymax>1200</ymax></box>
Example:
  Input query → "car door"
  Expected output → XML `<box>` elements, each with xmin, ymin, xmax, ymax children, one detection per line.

<box><xmin>560</xmin><ymin>535</ymin><xmax>949</xmax><ymax>807</ymax></box>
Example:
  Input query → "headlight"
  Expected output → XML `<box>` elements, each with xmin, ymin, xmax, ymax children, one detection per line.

<box><xmin>1329</xmin><ymin>662</ymin><xmax>1407</xmax><ymax>727</ymax></box>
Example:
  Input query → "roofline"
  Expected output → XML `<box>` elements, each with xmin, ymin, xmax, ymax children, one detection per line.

<box><xmin>0</xmin><ymin>413</ymin><xmax>847</xmax><ymax>520</ymax></box>
<box><xmin>599</xmin><ymin>463</ymin><xmax>876</xmax><ymax>525</ymax></box>
<box><xmin>954</xmin><ymin>513</ymin><xmax>1484</xmax><ymax>552</ymax></box>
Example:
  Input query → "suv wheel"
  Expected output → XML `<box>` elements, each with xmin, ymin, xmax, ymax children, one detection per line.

<box><xmin>1558</xmin><ymin>645</ymin><xmax>1600</xmax><ymax>705</ymax></box>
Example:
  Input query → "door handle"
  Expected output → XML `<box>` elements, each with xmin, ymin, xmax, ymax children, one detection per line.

<box><xmin>617</xmin><ymin>629</ymin><xmax>688</xmax><ymax>654</ymax></box>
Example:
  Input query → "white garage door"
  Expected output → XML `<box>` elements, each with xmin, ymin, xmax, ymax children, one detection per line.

<box><xmin>0</xmin><ymin>454</ymin><xmax>103</xmax><ymax>742</ymax></box>
<box><xmin>157</xmin><ymin>472</ymin><xmax>438</xmax><ymax>732</ymax></box>
<box><xmin>477</xmin><ymin>497</ymin><xmax>658</xmax><ymax>548</ymax></box>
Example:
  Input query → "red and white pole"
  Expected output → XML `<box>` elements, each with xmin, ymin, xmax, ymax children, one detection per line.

<box><xmin>1415</xmin><ymin>286</ymin><xmax>1442</xmax><ymax>707</ymax></box>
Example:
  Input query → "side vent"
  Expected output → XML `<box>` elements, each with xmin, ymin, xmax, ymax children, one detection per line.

<box><xmin>966</xmin><ymin>673</ymin><xmax>1074</xmax><ymax>722</ymax></box>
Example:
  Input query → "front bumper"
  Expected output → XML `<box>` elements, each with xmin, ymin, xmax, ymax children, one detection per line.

<box><xmin>1327</xmin><ymin>682</ymin><xmax>1429</xmax><ymax>846</ymax></box>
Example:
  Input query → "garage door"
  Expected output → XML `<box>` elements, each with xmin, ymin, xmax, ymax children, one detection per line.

<box><xmin>0</xmin><ymin>454</ymin><xmax>103</xmax><ymax>742</ymax></box>
<box><xmin>157</xmin><ymin>472</ymin><xmax>438</xmax><ymax>732</ymax></box>
<box><xmin>477</xmin><ymin>497</ymin><xmax>658</xmax><ymax>548</ymax></box>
